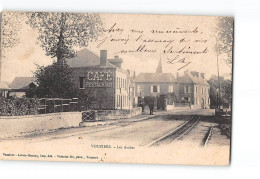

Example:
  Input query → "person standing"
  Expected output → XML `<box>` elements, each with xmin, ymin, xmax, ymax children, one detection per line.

<box><xmin>148</xmin><ymin>102</ymin><xmax>154</xmax><ymax>115</ymax></box>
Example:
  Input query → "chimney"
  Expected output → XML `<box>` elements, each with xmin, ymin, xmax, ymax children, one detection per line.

<box><xmin>200</xmin><ymin>73</ymin><xmax>205</xmax><ymax>79</ymax></box>
<box><xmin>176</xmin><ymin>72</ymin><xmax>179</xmax><ymax>79</ymax></box>
<box><xmin>133</xmin><ymin>71</ymin><xmax>136</xmax><ymax>78</ymax></box>
<box><xmin>100</xmin><ymin>50</ymin><xmax>107</xmax><ymax>66</ymax></box>
<box><xmin>191</xmin><ymin>71</ymin><xmax>199</xmax><ymax>77</ymax></box>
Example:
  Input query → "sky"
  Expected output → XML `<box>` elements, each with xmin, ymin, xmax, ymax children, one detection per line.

<box><xmin>0</xmin><ymin>12</ymin><xmax>233</xmax><ymax>83</ymax></box>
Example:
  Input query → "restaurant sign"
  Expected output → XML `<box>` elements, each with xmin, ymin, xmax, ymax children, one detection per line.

<box><xmin>85</xmin><ymin>71</ymin><xmax>114</xmax><ymax>88</ymax></box>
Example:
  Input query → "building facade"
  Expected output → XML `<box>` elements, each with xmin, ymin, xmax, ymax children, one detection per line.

<box><xmin>134</xmin><ymin>59</ymin><xmax>179</xmax><ymax>98</ymax></box>
<box><xmin>70</xmin><ymin>50</ymin><xmax>131</xmax><ymax>110</ymax></box>
<box><xmin>133</xmin><ymin>59</ymin><xmax>210</xmax><ymax>109</ymax></box>
<box><xmin>178</xmin><ymin>71</ymin><xmax>210</xmax><ymax>109</ymax></box>
<box><xmin>8</xmin><ymin>77</ymin><xmax>36</xmax><ymax>98</ymax></box>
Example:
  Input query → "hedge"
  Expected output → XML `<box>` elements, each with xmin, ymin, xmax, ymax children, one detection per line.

<box><xmin>0</xmin><ymin>96</ymin><xmax>39</xmax><ymax>116</ymax></box>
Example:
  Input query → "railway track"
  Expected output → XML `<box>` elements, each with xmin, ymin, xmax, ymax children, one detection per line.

<box><xmin>202</xmin><ymin>126</ymin><xmax>213</xmax><ymax>147</ymax></box>
<box><xmin>147</xmin><ymin>116</ymin><xmax>200</xmax><ymax>147</ymax></box>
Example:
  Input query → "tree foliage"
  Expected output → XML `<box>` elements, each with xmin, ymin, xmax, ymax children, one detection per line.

<box><xmin>144</xmin><ymin>96</ymin><xmax>156</xmax><ymax>110</ymax></box>
<box><xmin>27</xmin><ymin>62</ymin><xmax>77</xmax><ymax>98</ymax></box>
<box><xmin>215</xmin><ymin>17</ymin><xmax>234</xmax><ymax>65</ymax></box>
<box><xmin>208</xmin><ymin>75</ymin><xmax>232</xmax><ymax>107</ymax></box>
<box><xmin>77</xmin><ymin>90</ymin><xmax>94</xmax><ymax>111</ymax></box>
<box><xmin>26</xmin><ymin>12</ymin><xmax>103</xmax><ymax>63</ymax></box>
<box><xmin>26</xmin><ymin>62</ymin><xmax>94</xmax><ymax>111</ymax></box>
<box><xmin>0</xmin><ymin>12</ymin><xmax>25</xmax><ymax>58</ymax></box>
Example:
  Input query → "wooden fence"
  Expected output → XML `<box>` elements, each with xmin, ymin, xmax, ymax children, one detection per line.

<box><xmin>38</xmin><ymin>98</ymin><xmax>78</xmax><ymax>114</ymax></box>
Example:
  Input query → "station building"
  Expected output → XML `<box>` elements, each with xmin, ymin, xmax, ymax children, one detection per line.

<box><xmin>68</xmin><ymin>49</ymin><xmax>131</xmax><ymax>110</ymax></box>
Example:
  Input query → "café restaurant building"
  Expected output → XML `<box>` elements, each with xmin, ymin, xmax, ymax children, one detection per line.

<box><xmin>68</xmin><ymin>49</ymin><xmax>130</xmax><ymax>110</ymax></box>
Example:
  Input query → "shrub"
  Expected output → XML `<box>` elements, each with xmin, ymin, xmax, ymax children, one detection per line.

<box><xmin>0</xmin><ymin>96</ymin><xmax>39</xmax><ymax>116</ymax></box>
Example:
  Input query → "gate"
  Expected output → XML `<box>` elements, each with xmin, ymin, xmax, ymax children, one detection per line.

<box><xmin>82</xmin><ymin>110</ymin><xmax>96</xmax><ymax>122</ymax></box>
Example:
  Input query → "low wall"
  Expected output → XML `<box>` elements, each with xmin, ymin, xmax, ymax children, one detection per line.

<box><xmin>82</xmin><ymin>107</ymin><xmax>142</xmax><ymax>121</ymax></box>
<box><xmin>0</xmin><ymin>112</ymin><xmax>81</xmax><ymax>139</ymax></box>
<box><xmin>166</xmin><ymin>105</ymin><xmax>174</xmax><ymax>111</ymax></box>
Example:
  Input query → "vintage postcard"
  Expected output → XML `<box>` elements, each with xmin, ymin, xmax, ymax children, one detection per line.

<box><xmin>0</xmin><ymin>11</ymin><xmax>233</xmax><ymax>165</ymax></box>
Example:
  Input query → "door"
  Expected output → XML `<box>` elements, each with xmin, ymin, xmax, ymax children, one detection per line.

<box><xmin>201</xmin><ymin>98</ymin><xmax>205</xmax><ymax>109</ymax></box>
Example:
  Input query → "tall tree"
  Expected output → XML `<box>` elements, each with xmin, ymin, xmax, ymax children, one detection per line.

<box><xmin>213</xmin><ymin>17</ymin><xmax>233</xmax><ymax>107</ymax></box>
<box><xmin>215</xmin><ymin>16</ymin><xmax>234</xmax><ymax>65</ymax></box>
<box><xmin>30</xmin><ymin>62</ymin><xmax>77</xmax><ymax>98</ymax></box>
<box><xmin>26</xmin><ymin>12</ymin><xmax>103</xmax><ymax>63</ymax></box>
<box><xmin>0</xmin><ymin>12</ymin><xmax>24</xmax><ymax>81</ymax></box>
<box><xmin>208</xmin><ymin>75</ymin><xmax>232</xmax><ymax>107</ymax></box>
<box><xmin>1</xmin><ymin>12</ymin><xmax>24</xmax><ymax>50</ymax></box>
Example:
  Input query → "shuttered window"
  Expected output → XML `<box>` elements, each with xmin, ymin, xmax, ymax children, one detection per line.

<box><xmin>151</xmin><ymin>85</ymin><xmax>160</xmax><ymax>93</ymax></box>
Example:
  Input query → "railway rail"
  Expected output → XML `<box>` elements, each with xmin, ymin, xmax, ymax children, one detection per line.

<box><xmin>147</xmin><ymin>116</ymin><xmax>200</xmax><ymax>147</ymax></box>
<box><xmin>202</xmin><ymin>126</ymin><xmax>213</xmax><ymax>147</ymax></box>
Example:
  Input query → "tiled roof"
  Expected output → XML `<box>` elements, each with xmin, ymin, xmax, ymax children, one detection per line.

<box><xmin>9</xmin><ymin>77</ymin><xmax>37</xmax><ymax>89</ymax></box>
<box><xmin>67</xmin><ymin>48</ymin><xmax>128</xmax><ymax>74</ymax></box>
<box><xmin>179</xmin><ymin>72</ymin><xmax>209</xmax><ymax>86</ymax></box>
<box><xmin>134</xmin><ymin>73</ymin><xmax>177</xmax><ymax>83</ymax></box>
<box><xmin>65</xmin><ymin>48</ymin><xmax>100</xmax><ymax>67</ymax></box>
<box><xmin>108</xmin><ymin>58</ymin><xmax>123</xmax><ymax>63</ymax></box>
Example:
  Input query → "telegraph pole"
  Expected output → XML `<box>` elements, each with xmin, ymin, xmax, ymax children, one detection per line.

<box><xmin>216</xmin><ymin>37</ymin><xmax>221</xmax><ymax>109</ymax></box>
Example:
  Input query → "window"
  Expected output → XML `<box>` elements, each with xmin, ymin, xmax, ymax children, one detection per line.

<box><xmin>202</xmin><ymin>87</ymin><xmax>204</xmax><ymax>94</ymax></box>
<box><xmin>184</xmin><ymin>86</ymin><xmax>191</xmax><ymax>93</ymax></box>
<box><xmin>188</xmin><ymin>86</ymin><xmax>191</xmax><ymax>93</ymax></box>
<box><xmin>153</xmin><ymin>85</ymin><xmax>158</xmax><ymax>92</ymax></box>
<box><xmin>116</xmin><ymin>95</ymin><xmax>118</xmax><ymax>107</ymax></box>
<box><xmin>137</xmin><ymin>85</ymin><xmax>141</xmax><ymax>94</ymax></box>
<box><xmin>151</xmin><ymin>85</ymin><xmax>160</xmax><ymax>93</ymax></box>
<box><xmin>119</xmin><ymin>95</ymin><xmax>121</xmax><ymax>108</ymax></box>
<box><xmin>79</xmin><ymin>77</ymin><xmax>85</xmax><ymax>89</ymax></box>
<box><xmin>168</xmin><ymin>85</ymin><xmax>174</xmax><ymax>93</ymax></box>
<box><xmin>195</xmin><ymin>86</ymin><xmax>198</xmax><ymax>94</ymax></box>
<box><xmin>117</xmin><ymin>77</ymin><xmax>119</xmax><ymax>89</ymax></box>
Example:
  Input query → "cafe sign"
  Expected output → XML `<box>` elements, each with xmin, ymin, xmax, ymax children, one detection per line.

<box><xmin>85</xmin><ymin>71</ymin><xmax>114</xmax><ymax>88</ymax></box>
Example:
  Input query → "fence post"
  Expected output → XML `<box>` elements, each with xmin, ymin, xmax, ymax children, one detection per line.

<box><xmin>44</xmin><ymin>99</ymin><xmax>46</xmax><ymax>114</ymax></box>
<box><xmin>61</xmin><ymin>99</ymin><xmax>63</xmax><ymax>112</ymax></box>
<box><xmin>53</xmin><ymin>99</ymin><xmax>55</xmax><ymax>113</ymax></box>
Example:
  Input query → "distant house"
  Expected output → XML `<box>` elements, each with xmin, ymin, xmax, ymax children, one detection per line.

<box><xmin>134</xmin><ymin>59</ymin><xmax>179</xmax><ymax>97</ymax></box>
<box><xmin>8</xmin><ymin>77</ymin><xmax>37</xmax><ymax>98</ymax></box>
<box><xmin>178</xmin><ymin>71</ymin><xmax>210</xmax><ymax>109</ymax></box>
<box><xmin>133</xmin><ymin>59</ymin><xmax>210</xmax><ymax>110</ymax></box>
<box><xmin>0</xmin><ymin>81</ymin><xmax>10</xmax><ymax>98</ymax></box>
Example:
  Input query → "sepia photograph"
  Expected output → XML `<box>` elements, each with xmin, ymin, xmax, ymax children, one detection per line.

<box><xmin>0</xmin><ymin>11</ymin><xmax>233</xmax><ymax>165</ymax></box>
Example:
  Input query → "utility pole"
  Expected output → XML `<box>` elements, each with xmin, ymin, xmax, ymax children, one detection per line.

<box><xmin>216</xmin><ymin>37</ymin><xmax>221</xmax><ymax>109</ymax></box>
